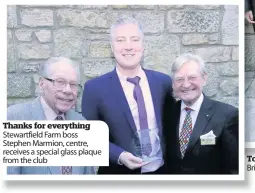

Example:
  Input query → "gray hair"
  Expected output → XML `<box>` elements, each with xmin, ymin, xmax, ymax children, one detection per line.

<box><xmin>39</xmin><ymin>57</ymin><xmax>80</xmax><ymax>82</ymax></box>
<box><xmin>171</xmin><ymin>53</ymin><xmax>206</xmax><ymax>78</ymax></box>
<box><xmin>110</xmin><ymin>15</ymin><xmax>144</xmax><ymax>41</ymax></box>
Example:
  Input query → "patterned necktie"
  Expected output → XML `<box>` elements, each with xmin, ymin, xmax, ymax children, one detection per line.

<box><xmin>54</xmin><ymin>115</ymin><xmax>72</xmax><ymax>174</ymax></box>
<box><xmin>55</xmin><ymin>116</ymin><xmax>64</xmax><ymax>120</ymax></box>
<box><xmin>179</xmin><ymin>107</ymin><xmax>193</xmax><ymax>159</ymax></box>
<box><xmin>61</xmin><ymin>166</ymin><xmax>72</xmax><ymax>175</ymax></box>
<box><xmin>127</xmin><ymin>76</ymin><xmax>152</xmax><ymax>156</ymax></box>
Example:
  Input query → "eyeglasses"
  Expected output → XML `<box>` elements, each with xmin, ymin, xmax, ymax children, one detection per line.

<box><xmin>174</xmin><ymin>76</ymin><xmax>201</xmax><ymax>84</ymax></box>
<box><xmin>44</xmin><ymin>77</ymin><xmax>82</xmax><ymax>91</ymax></box>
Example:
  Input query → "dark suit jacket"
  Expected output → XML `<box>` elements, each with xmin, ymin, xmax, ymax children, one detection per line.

<box><xmin>82</xmin><ymin>68</ymin><xmax>174</xmax><ymax>174</ymax></box>
<box><xmin>246</xmin><ymin>0</ymin><xmax>255</xmax><ymax>13</ymax></box>
<box><xmin>163</xmin><ymin>95</ymin><xmax>238</xmax><ymax>174</ymax></box>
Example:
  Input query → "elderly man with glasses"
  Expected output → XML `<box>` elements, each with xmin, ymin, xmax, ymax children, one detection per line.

<box><xmin>163</xmin><ymin>53</ymin><xmax>238</xmax><ymax>174</ymax></box>
<box><xmin>7</xmin><ymin>57</ymin><xmax>95</xmax><ymax>175</ymax></box>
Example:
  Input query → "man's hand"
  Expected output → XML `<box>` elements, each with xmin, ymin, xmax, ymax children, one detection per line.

<box><xmin>119</xmin><ymin>152</ymin><xmax>148</xmax><ymax>170</ymax></box>
<box><xmin>245</xmin><ymin>11</ymin><xmax>255</xmax><ymax>24</ymax></box>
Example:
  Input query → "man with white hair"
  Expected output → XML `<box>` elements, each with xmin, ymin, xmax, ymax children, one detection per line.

<box><xmin>7</xmin><ymin>57</ymin><xmax>95</xmax><ymax>175</ymax></box>
<box><xmin>164</xmin><ymin>53</ymin><xmax>238</xmax><ymax>174</ymax></box>
<box><xmin>82</xmin><ymin>16</ymin><xmax>175</xmax><ymax>174</ymax></box>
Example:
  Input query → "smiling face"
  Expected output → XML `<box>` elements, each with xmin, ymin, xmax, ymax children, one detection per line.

<box><xmin>173</xmin><ymin>60</ymin><xmax>207</xmax><ymax>106</ymax></box>
<box><xmin>39</xmin><ymin>61</ymin><xmax>78</xmax><ymax>114</ymax></box>
<box><xmin>111</xmin><ymin>23</ymin><xmax>144</xmax><ymax>71</ymax></box>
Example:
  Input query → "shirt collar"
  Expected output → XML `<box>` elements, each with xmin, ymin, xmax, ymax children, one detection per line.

<box><xmin>181</xmin><ymin>93</ymin><xmax>204</xmax><ymax>112</ymax></box>
<box><xmin>116</xmin><ymin>66</ymin><xmax>146</xmax><ymax>82</ymax></box>
<box><xmin>40</xmin><ymin>96</ymin><xmax>65</xmax><ymax>120</ymax></box>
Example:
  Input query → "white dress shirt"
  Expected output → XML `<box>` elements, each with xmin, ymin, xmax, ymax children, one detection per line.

<box><xmin>179</xmin><ymin>93</ymin><xmax>204</xmax><ymax>135</ymax></box>
<box><xmin>116</xmin><ymin>67</ymin><xmax>163</xmax><ymax>173</ymax></box>
<box><xmin>40</xmin><ymin>96</ymin><xmax>65</xmax><ymax>120</ymax></box>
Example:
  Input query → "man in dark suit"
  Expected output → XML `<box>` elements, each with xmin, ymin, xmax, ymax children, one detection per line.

<box><xmin>164</xmin><ymin>53</ymin><xmax>238</xmax><ymax>174</ymax></box>
<box><xmin>245</xmin><ymin>0</ymin><xmax>255</xmax><ymax>31</ymax></box>
<box><xmin>82</xmin><ymin>15</ymin><xmax>174</xmax><ymax>174</ymax></box>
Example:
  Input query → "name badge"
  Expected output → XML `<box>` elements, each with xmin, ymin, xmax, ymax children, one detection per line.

<box><xmin>200</xmin><ymin>137</ymin><xmax>215</xmax><ymax>145</ymax></box>
<box><xmin>200</xmin><ymin>130</ymin><xmax>216</xmax><ymax>146</ymax></box>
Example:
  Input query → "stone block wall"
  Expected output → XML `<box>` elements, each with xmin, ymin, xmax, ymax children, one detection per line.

<box><xmin>7</xmin><ymin>5</ymin><xmax>239</xmax><ymax>113</ymax></box>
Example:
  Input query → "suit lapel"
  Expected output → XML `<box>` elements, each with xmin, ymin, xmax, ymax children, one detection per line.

<box><xmin>185</xmin><ymin>96</ymin><xmax>213</xmax><ymax>153</ymax></box>
<box><xmin>145</xmin><ymin>70</ymin><xmax>162</xmax><ymax>132</ymax></box>
<box><xmin>65</xmin><ymin>110</ymin><xmax>74</xmax><ymax>120</ymax></box>
<box><xmin>31</xmin><ymin>97</ymin><xmax>46</xmax><ymax>120</ymax></box>
<box><xmin>48</xmin><ymin>166</ymin><xmax>61</xmax><ymax>174</ymax></box>
<box><xmin>109</xmin><ymin>69</ymin><xmax>137</xmax><ymax>133</ymax></box>
<box><xmin>175</xmin><ymin>101</ymin><xmax>182</xmax><ymax>158</ymax></box>
<box><xmin>72</xmin><ymin>166</ymin><xmax>84</xmax><ymax>174</ymax></box>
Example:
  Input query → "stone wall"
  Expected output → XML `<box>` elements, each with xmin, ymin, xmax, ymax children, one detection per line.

<box><xmin>7</xmin><ymin>5</ymin><xmax>239</xmax><ymax>112</ymax></box>
<box><xmin>245</xmin><ymin>20</ymin><xmax>255</xmax><ymax>141</ymax></box>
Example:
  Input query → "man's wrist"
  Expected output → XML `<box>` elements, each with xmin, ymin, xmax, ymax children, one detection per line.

<box><xmin>117</xmin><ymin>151</ymin><xmax>127</xmax><ymax>165</ymax></box>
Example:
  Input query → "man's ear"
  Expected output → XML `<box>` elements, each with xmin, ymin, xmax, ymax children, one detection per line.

<box><xmin>203</xmin><ymin>72</ymin><xmax>208</xmax><ymax>86</ymax></box>
<box><xmin>141</xmin><ymin>38</ymin><xmax>145</xmax><ymax>51</ymax></box>
<box><xmin>141</xmin><ymin>46</ymin><xmax>145</xmax><ymax>53</ymax></box>
<box><xmin>110</xmin><ymin>39</ymin><xmax>114</xmax><ymax>52</ymax></box>
<box><xmin>39</xmin><ymin>77</ymin><xmax>45</xmax><ymax>93</ymax></box>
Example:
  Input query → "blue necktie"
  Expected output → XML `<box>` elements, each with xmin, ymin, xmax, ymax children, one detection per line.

<box><xmin>127</xmin><ymin>76</ymin><xmax>152</xmax><ymax>156</ymax></box>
